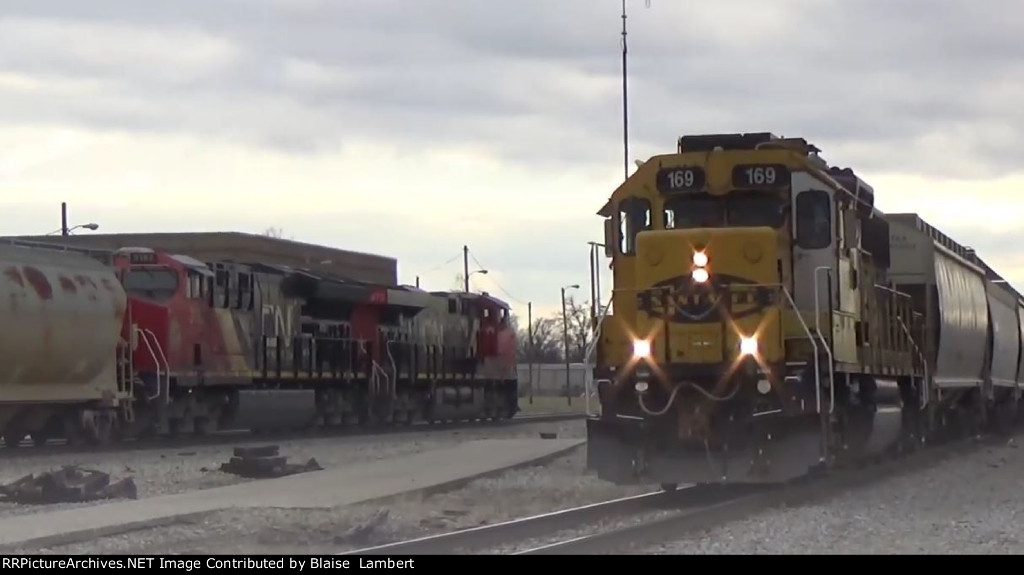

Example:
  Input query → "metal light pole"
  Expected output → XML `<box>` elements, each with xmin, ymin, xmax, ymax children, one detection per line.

<box><xmin>587</xmin><ymin>241</ymin><xmax>609</xmax><ymax>327</ymax></box>
<box><xmin>527</xmin><ymin>301</ymin><xmax>533</xmax><ymax>404</ymax></box>
<box><xmin>561</xmin><ymin>283</ymin><xmax>579</xmax><ymax>405</ymax></box>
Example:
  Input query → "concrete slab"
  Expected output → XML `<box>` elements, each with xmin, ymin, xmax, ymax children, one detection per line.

<box><xmin>0</xmin><ymin>438</ymin><xmax>584</xmax><ymax>551</ymax></box>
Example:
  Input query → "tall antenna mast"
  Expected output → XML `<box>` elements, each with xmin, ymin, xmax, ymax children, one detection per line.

<box><xmin>621</xmin><ymin>0</ymin><xmax>650</xmax><ymax>182</ymax></box>
<box><xmin>621</xmin><ymin>0</ymin><xmax>629</xmax><ymax>182</ymax></box>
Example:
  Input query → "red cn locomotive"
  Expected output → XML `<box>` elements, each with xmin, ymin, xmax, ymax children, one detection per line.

<box><xmin>109</xmin><ymin>247</ymin><xmax>519</xmax><ymax>438</ymax></box>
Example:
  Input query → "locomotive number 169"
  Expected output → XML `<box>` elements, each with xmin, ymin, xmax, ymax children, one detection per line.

<box><xmin>656</xmin><ymin>166</ymin><xmax>706</xmax><ymax>194</ymax></box>
<box><xmin>732</xmin><ymin>163</ymin><xmax>791</xmax><ymax>188</ymax></box>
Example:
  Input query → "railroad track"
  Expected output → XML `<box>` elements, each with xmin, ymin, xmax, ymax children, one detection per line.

<box><xmin>0</xmin><ymin>411</ymin><xmax>586</xmax><ymax>460</ymax></box>
<box><xmin>342</xmin><ymin>432</ymin><xmax>989</xmax><ymax>555</ymax></box>
<box><xmin>515</xmin><ymin>436</ymin><xmax>985</xmax><ymax>555</ymax></box>
<box><xmin>339</xmin><ymin>484</ymin><xmax>762</xmax><ymax>555</ymax></box>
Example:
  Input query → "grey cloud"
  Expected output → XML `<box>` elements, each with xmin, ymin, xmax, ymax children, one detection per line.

<box><xmin>0</xmin><ymin>0</ymin><xmax>1023</xmax><ymax>176</ymax></box>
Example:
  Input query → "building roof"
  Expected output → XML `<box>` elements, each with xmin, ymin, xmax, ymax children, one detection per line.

<box><xmin>2</xmin><ymin>231</ymin><xmax>397</xmax><ymax>286</ymax></box>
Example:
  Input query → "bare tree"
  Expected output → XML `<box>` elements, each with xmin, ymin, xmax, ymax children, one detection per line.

<box><xmin>515</xmin><ymin>316</ymin><xmax>563</xmax><ymax>363</ymax></box>
<box><xmin>557</xmin><ymin>295</ymin><xmax>593</xmax><ymax>362</ymax></box>
<box><xmin>263</xmin><ymin>226</ymin><xmax>293</xmax><ymax>240</ymax></box>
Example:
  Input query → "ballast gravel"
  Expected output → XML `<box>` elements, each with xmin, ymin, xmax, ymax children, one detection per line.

<box><xmin>643</xmin><ymin>438</ymin><xmax>1024</xmax><ymax>554</ymax></box>
<box><xmin>0</xmin><ymin>417</ymin><xmax>587</xmax><ymax>520</ymax></box>
<box><xmin>22</xmin><ymin>421</ymin><xmax>1024</xmax><ymax>555</ymax></box>
<box><xmin>35</xmin><ymin>435</ymin><xmax>653</xmax><ymax>555</ymax></box>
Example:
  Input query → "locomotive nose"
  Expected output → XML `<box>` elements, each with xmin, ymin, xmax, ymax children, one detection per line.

<box><xmin>634</xmin><ymin>227</ymin><xmax>781</xmax><ymax>366</ymax></box>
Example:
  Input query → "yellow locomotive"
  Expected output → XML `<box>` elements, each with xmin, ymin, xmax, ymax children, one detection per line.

<box><xmin>587</xmin><ymin>132</ymin><xmax>933</xmax><ymax>487</ymax></box>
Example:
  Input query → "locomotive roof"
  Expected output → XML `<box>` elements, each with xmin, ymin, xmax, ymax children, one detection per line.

<box><xmin>427</xmin><ymin>290</ymin><xmax>511</xmax><ymax>309</ymax></box>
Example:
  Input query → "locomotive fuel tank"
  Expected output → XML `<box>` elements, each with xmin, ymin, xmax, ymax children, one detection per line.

<box><xmin>0</xmin><ymin>243</ymin><xmax>127</xmax><ymax>401</ymax></box>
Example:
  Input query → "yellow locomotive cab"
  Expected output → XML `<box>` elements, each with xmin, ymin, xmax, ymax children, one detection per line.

<box><xmin>588</xmin><ymin>132</ymin><xmax>928</xmax><ymax>487</ymax></box>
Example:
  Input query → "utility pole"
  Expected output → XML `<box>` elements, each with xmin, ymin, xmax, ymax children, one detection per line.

<box><xmin>527</xmin><ymin>301</ymin><xmax>533</xmax><ymax>404</ymax></box>
<box><xmin>61</xmin><ymin>202</ymin><xmax>68</xmax><ymax>236</ymax></box>
<box><xmin>415</xmin><ymin>276</ymin><xmax>420</xmax><ymax>288</ymax></box>
<box><xmin>463</xmin><ymin>245</ymin><xmax>469</xmax><ymax>292</ymax></box>
<box><xmin>561</xmin><ymin>284</ymin><xmax>579</xmax><ymax>406</ymax></box>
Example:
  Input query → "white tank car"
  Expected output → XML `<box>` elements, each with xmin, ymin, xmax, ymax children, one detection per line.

<box><xmin>0</xmin><ymin>241</ymin><xmax>128</xmax><ymax>445</ymax></box>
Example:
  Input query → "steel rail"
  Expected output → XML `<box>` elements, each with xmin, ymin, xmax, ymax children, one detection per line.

<box><xmin>515</xmin><ymin>436</ymin><xmax>984</xmax><ymax>554</ymax></box>
<box><xmin>339</xmin><ymin>485</ymin><xmax>730</xmax><ymax>555</ymax></box>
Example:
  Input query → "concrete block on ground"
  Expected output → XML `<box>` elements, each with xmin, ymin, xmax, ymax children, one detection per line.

<box><xmin>0</xmin><ymin>438</ymin><xmax>585</xmax><ymax>551</ymax></box>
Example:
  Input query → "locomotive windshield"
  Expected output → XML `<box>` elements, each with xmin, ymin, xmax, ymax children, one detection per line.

<box><xmin>664</xmin><ymin>192</ymin><xmax>787</xmax><ymax>229</ymax></box>
<box><xmin>122</xmin><ymin>267</ymin><xmax>179</xmax><ymax>301</ymax></box>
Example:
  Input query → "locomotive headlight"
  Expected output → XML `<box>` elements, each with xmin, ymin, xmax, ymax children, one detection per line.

<box><xmin>692</xmin><ymin>268</ymin><xmax>710</xmax><ymax>283</ymax></box>
<box><xmin>633</xmin><ymin>339</ymin><xmax>651</xmax><ymax>358</ymax></box>
<box><xmin>692</xmin><ymin>251</ymin><xmax>709</xmax><ymax>267</ymax></box>
<box><xmin>739</xmin><ymin>336</ymin><xmax>758</xmax><ymax>356</ymax></box>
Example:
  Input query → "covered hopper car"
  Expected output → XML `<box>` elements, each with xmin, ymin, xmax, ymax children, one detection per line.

<box><xmin>586</xmin><ymin>131</ymin><xmax>1022</xmax><ymax>488</ymax></box>
<box><xmin>0</xmin><ymin>241</ymin><xmax>519</xmax><ymax>446</ymax></box>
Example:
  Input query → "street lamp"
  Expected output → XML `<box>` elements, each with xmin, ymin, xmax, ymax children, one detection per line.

<box><xmin>47</xmin><ymin>223</ymin><xmax>99</xmax><ymax>235</ymax></box>
<box><xmin>561</xmin><ymin>283</ymin><xmax>580</xmax><ymax>405</ymax></box>
<box><xmin>468</xmin><ymin>268</ymin><xmax>491</xmax><ymax>290</ymax></box>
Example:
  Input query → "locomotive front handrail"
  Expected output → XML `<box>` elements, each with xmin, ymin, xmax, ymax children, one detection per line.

<box><xmin>584</xmin><ymin>294</ymin><xmax>614</xmax><ymax>417</ymax></box>
<box><xmin>134</xmin><ymin>327</ymin><xmax>170</xmax><ymax>404</ymax></box>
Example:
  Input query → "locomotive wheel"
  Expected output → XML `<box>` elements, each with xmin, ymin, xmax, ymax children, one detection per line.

<box><xmin>30</xmin><ymin>431</ymin><xmax>49</xmax><ymax>447</ymax></box>
<box><xmin>2</xmin><ymin>429</ymin><xmax>26</xmax><ymax>448</ymax></box>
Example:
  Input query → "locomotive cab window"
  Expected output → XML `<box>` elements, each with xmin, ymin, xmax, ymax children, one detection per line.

<box><xmin>618</xmin><ymin>197</ymin><xmax>651</xmax><ymax>255</ymax></box>
<box><xmin>664</xmin><ymin>195</ymin><xmax>722</xmax><ymax>229</ymax></box>
<box><xmin>664</xmin><ymin>192</ymin><xmax>786</xmax><ymax>230</ymax></box>
<box><xmin>122</xmin><ymin>267</ymin><xmax>179</xmax><ymax>301</ymax></box>
<box><xmin>795</xmin><ymin>190</ymin><xmax>832</xmax><ymax>250</ymax></box>
<box><xmin>186</xmin><ymin>271</ymin><xmax>205</xmax><ymax>300</ymax></box>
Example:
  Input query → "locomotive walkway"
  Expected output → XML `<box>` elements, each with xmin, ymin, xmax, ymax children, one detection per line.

<box><xmin>0</xmin><ymin>437</ymin><xmax>584</xmax><ymax>551</ymax></box>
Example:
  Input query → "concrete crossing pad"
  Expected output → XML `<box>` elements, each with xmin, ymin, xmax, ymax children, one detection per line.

<box><xmin>0</xmin><ymin>438</ymin><xmax>585</xmax><ymax>551</ymax></box>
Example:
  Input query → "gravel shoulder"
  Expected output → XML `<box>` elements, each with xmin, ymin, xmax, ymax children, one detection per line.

<box><xmin>0</xmin><ymin>418</ymin><xmax>586</xmax><ymax>520</ymax></box>
<box><xmin>36</xmin><ymin>433</ymin><xmax>652</xmax><ymax>555</ymax></box>
<box><xmin>644</xmin><ymin>437</ymin><xmax>1024</xmax><ymax>554</ymax></box>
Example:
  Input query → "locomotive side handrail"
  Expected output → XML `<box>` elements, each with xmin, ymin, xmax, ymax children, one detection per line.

<box><xmin>896</xmin><ymin>316</ymin><xmax>930</xmax><ymax>409</ymax></box>
<box><xmin>813</xmin><ymin>266</ymin><xmax>836</xmax><ymax>415</ymax></box>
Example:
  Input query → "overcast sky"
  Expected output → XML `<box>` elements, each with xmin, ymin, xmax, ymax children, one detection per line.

<box><xmin>2</xmin><ymin>0</ymin><xmax>1023</xmax><ymax>319</ymax></box>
